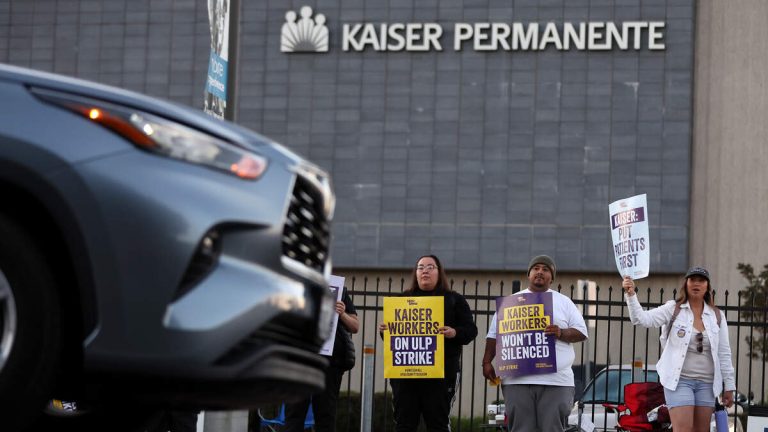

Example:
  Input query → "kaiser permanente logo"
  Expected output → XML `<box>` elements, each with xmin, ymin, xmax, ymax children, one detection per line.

<box><xmin>281</xmin><ymin>6</ymin><xmax>666</xmax><ymax>53</ymax></box>
<box><xmin>281</xmin><ymin>6</ymin><xmax>329</xmax><ymax>52</ymax></box>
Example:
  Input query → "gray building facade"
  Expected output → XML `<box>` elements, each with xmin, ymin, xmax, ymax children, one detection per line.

<box><xmin>0</xmin><ymin>0</ymin><xmax>696</xmax><ymax>273</ymax></box>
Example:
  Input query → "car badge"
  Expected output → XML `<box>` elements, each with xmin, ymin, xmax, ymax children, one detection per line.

<box><xmin>677</xmin><ymin>329</ymin><xmax>686</xmax><ymax>338</ymax></box>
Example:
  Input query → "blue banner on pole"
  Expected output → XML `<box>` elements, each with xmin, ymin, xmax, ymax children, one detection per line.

<box><xmin>206</xmin><ymin>51</ymin><xmax>228</xmax><ymax>100</ymax></box>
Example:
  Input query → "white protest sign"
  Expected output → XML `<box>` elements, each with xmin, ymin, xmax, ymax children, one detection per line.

<box><xmin>319</xmin><ymin>275</ymin><xmax>345</xmax><ymax>356</ymax></box>
<box><xmin>609</xmin><ymin>194</ymin><xmax>650</xmax><ymax>279</ymax></box>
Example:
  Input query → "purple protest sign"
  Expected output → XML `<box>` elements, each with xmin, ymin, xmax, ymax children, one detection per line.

<box><xmin>495</xmin><ymin>291</ymin><xmax>556</xmax><ymax>378</ymax></box>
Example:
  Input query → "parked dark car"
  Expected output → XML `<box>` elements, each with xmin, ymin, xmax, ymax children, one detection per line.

<box><xmin>0</xmin><ymin>63</ymin><xmax>335</xmax><ymax>431</ymax></box>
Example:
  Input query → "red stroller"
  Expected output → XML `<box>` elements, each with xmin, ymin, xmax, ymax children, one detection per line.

<box><xmin>603</xmin><ymin>382</ymin><xmax>671</xmax><ymax>431</ymax></box>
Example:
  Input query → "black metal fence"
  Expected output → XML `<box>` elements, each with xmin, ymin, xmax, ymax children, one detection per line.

<box><xmin>331</xmin><ymin>277</ymin><xmax>767</xmax><ymax>432</ymax></box>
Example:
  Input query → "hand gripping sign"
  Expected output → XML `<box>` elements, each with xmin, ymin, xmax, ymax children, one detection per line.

<box><xmin>319</xmin><ymin>275</ymin><xmax>345</xmax><ymax>356</ymax></box>
<box><xmin>383</xmin><ymin>296</ymin><xmax>444</xmax><ymax>379</ymax></box>
<box><xmin>609</xmin><ymin>194</ymin><xmax>650</xmax><ymax>279</ymax></box>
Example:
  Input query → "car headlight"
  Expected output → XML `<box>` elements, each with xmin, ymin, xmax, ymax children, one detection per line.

<box><xmin>32</xmin><ymin>88</ymin><xmax>268</xmax><ymax>180</ymax></box>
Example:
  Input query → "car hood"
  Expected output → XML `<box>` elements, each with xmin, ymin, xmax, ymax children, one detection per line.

<box><xmin>0</xmin><ymin>63</ymin><xmax>313</xmax><ymax>169</ymax></box>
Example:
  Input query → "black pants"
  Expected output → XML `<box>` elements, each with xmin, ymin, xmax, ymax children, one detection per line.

<box><xmin>284</xmin><ymin>365</ymin><xmax>345</xmax><ymax>432</ymax></box>
<box><xmin>390</xmin><ymin>358</ymin><xmax>459</xmax><ymax>432</ymax></box>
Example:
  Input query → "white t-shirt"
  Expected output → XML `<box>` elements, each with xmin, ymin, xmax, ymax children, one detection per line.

<box><xmin>487</xmin><ymin>288</ymin><xmax>588</xmax><ymax>386</ymax></box>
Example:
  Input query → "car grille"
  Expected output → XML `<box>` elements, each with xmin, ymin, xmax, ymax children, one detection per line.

<box><xmin>281</xmin><ymin>174</ymin><xmax>331</xmax><ymax>273</ymax></box>
<box><xmin>214</xmin><ymin>316</ymin><xmax>321</xmax><ymax>366</ymax></box>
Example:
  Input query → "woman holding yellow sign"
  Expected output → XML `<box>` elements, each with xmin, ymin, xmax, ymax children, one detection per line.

<box><xmin>378</xmin><ymin>255</ymin><xmax>477</xmax><ymax>432</ymax></box>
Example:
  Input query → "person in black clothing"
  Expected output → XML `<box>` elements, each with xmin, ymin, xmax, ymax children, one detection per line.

<box><xmin>284</xmin><ymin>287</ymin><xmax>359</xmax><ymax>431</ymax></box>
<box><xmin>378</xmin><ymin>254</ymin><xmax>478</xmax><ymax>432</ymax></box>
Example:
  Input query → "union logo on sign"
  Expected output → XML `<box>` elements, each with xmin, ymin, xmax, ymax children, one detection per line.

<box><xmin>281</xmin><ymin>6</ymin><xmax>329</xmax><ymax>53</ymax></box>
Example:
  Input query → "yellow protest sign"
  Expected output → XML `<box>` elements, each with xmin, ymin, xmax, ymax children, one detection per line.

<box><xmin>383</xmin><ymin>296</ymin><xmax>444</xmax><ymax>379</ymax></box>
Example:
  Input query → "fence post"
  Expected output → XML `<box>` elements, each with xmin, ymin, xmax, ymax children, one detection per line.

<box><xmin>577</xmin><ymin>279</ymin><xmax>596</xmax><ymax>386</ymax></box>
<box><xmin>203</xmin><ymin>410</ymin><xmax>248</xmax><ymax>432</ymax></box>
<box><xmin>361</xmin><ymin>343</ymin><xmax>375</xmax><ymax>432</ymax></box>
<box><xmin>197</xmin><ymin>412</ymin><xmax>205</xmax><ymax>432</ymax></box>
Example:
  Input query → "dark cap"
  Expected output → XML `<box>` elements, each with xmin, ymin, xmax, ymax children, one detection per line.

<box><xmin>685</xmin><ymin>266</ymin><xmax>710</xmax><ymax>281</ymax></box>
<box><xmin>528</xmin><ymin>255</ymin><xmax>556</xmax><ymax>280</ymax></box>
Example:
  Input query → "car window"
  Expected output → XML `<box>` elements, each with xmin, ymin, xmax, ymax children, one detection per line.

<box><xmin>581</xmin><ymin>369</ymin><xmax>660</xmax><ymax>403</ymax></box>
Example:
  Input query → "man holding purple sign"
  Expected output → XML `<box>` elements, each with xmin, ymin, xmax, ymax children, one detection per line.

<box><xmin>482</xmin><ymin>255</ymin><xmax>588</xmax><ymax>432</ymax></box>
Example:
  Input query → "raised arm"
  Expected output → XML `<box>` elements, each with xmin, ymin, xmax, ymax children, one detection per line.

<box><xmin>622</xmin><ymin>276</ymin><xmax>674</xmax><ymax>328</ymax></box>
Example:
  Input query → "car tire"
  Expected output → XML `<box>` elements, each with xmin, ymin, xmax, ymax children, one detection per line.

<box><xmin>0</xmin><ymin>213</ymin><xmax>62</xmax><ymax>431</ymax></box>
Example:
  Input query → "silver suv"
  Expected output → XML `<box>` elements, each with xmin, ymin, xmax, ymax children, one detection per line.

<box><xmin>0</xmin><ymin>64</ymin><xmax>335</xmax><ymax>431</ymax></box>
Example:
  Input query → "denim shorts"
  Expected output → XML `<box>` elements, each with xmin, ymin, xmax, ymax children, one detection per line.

<box><xmin>664</xmin><ymin>377</ymin><xmax>715</xmax><ymax>408</ymax></box>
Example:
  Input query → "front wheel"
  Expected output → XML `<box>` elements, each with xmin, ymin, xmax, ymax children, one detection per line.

<box><xmin>0</xmin><ymin>214</ymin><xmax>62</xmax><ymax>431</ymax></box>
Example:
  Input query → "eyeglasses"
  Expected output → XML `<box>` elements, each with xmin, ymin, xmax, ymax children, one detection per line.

<box><xmin>416</xmin><ymin>264</ymin><xmax>437</xmax><ymax>272</ymax></box>
<box><xmin>696</xmin><ymin>333</ymin><xmax>703</xmax><ymax>353</ymax></box>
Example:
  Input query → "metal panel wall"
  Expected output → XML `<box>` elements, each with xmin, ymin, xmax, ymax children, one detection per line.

<box><xmin>0</xmin><ymin>0</ymin><xmax>696</xmax><ymax>272</ymax></box>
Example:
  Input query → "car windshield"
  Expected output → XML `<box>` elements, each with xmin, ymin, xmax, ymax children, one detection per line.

<box><xmin>581</xmin><ymin>369</ymin><xmax>660</xmax><ymax>404</ymax></box>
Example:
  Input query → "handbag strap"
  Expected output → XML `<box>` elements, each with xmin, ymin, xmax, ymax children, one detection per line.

<box><xmin>665</xmin><ymin>302</ymin><xmax>722</xmax><ymax>340</ymax></box>
<box><xmin>665</xmin><ymin>303</ymin><xmax>682</xmax><ymax>340</ymax></box>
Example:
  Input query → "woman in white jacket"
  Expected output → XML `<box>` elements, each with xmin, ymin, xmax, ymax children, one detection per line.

<box><xmin>622</xmin><ymin>267</ymin><xmax>735</xmax><ymax>432</ymax></box>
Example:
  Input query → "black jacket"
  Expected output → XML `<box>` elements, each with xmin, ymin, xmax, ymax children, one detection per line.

<box><xmin>405</xmin><ymin>288</ymin><xmax>478</xmax><ymax>359</ymax></box>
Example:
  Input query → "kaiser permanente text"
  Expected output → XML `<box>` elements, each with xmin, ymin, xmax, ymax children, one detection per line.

<box><xmin>342</xmin><ymin>21</ymin><xmax>665</xmax><ymax>52</ymax></box>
